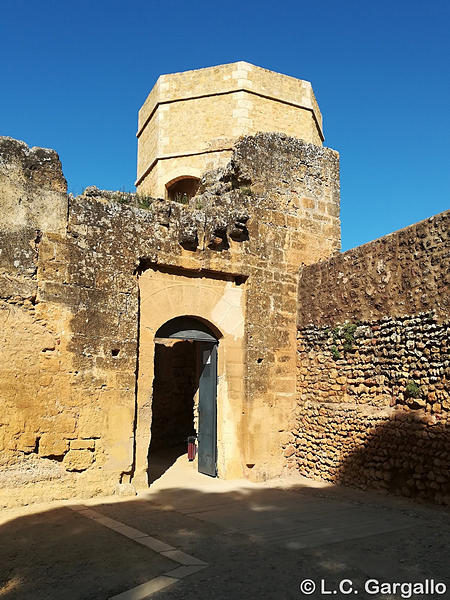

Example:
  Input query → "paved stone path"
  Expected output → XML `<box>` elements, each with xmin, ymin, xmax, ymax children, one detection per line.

<box><xmin>160</xmin><ymin>491</ymin><xmax>417</xmax><ymax>550</ymax></box>
<box><xmin>67</xmin><ymin>504</ymin><xmax>208</xmax><ymax>599</ymax></box>
<box><xmin>1</xmin><ymin>455</ymin><xmax>449</xmax><ymax>599</ymax></box>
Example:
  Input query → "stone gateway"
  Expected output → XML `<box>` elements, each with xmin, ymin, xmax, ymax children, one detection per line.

<box><xmin>0</xmin><ymin>62</ymin><xmax>448</xmax><ymax>508</ymax></box>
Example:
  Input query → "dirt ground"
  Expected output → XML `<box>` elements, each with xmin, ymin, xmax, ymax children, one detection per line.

<box><xmin>1</xmin><ymin>457</ymin><xmax>449</xmax><ymax>600</ymax></box>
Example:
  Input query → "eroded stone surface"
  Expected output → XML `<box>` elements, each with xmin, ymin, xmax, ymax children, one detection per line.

<box><xmin>0</xmin><ymin>132</ymin><xmax>340</xmax><ymax>507</ymax></box>
<box><xmin>1</xmin><ymin>128</ymin><xmax>447</xmax><ymax>509</ymax></box>
<box><xmin>288</xmin><ymin>214</ymin><xmax>450</xmax><ymax>505</ymax></box>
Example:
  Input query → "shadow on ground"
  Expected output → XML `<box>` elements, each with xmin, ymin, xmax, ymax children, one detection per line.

<box><xmin>1</xmin><ymin>477</ymin><xmax>449</xmax><ymax>600</ymax></box>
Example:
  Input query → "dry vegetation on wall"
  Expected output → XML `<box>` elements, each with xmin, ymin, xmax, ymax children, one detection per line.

<box><xmin>286</xmin><ymin>210</ymin><xmax>450</xmax><ymax>505</ymax></box>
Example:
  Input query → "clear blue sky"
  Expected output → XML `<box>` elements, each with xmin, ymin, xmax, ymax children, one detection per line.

<box><xmin>1</xmin><ymin>0</ymin><xmax>449</xmax><ymax>250</ymax></box>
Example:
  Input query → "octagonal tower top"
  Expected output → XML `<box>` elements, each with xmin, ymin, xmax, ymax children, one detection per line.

<box><xmin>136</xmin><ymin>61</ymin><xmax>324</xmax><ymax>199</ymax></box>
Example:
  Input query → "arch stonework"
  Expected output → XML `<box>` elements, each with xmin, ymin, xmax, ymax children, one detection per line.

<box><xmin>133</xmin><ymin>267</ymin><xmax>246</xmax><ymax>487</ymax></box>
<box><xmin>165</xmin><ymin>175</ymin><xmax>200</xmax><ymax>202</ymax></box>
<box><xmin>165</xmin><ymin>172</ymin><xmax>202</xmax><ymax>189</ymax></box>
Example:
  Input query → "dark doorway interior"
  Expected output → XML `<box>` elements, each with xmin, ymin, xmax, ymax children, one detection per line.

<box><xmin>147</xmin><ymin>339</ymin><xmax>199</xmax><ymax>484</ymax></box>
<box><xmin>166</xmin><ymin>177</ymin><xmax>200</xmax><ymax>203</ymax></box>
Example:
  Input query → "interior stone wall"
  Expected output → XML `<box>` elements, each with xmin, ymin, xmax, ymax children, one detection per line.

<box><xmin>288</xmin><ymin>211</ymin><xmax>449</xmax><ymax>504</ymax></box>
<box><xmin>149</xmin><ymin>340</ymin><xmax>197</xmax><ymax>451</ymax></box>
<box><xmin>0</xmin><ymin>132</ymin><xmax>340</xmax><ymax>507</ymax></box>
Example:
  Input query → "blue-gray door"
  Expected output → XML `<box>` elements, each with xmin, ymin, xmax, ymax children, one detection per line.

<box><xmin>198</xmin><ymin>342</ymin><xmax>218</xmax><ymax>477</ymax></box>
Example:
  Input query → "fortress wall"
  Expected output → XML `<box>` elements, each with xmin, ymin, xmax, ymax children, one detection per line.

<box><xmin>287</xmin><ymin>211</ymin><xmax>450</xmax><ymax>504</ymax></box>
<box><xmin>0</xmin><ymin>139</ymin><xmax>77</xmax><ymax>504</ymax></box>
<box><xmin>0</xmin><ymin>137</ymin><xmax>67</xmax><ymax>297</ymax></box>
<box><xmin>297</xmin><ymin>211</ymin><xmax>449</xmax><ymax>325</ymax></box>
<box><xmin>0</xmin><ymin>133</ymin><xmax>340</xmax><ymax>507</ymax></box>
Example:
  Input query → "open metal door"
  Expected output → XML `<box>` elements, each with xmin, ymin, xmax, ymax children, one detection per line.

<box><xmin>198</xmin><ymin>342</ymin><xmax>218</xmax><ymax>477</ymax></box>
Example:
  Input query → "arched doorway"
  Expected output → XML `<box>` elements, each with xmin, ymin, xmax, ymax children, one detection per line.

<box><xmin>148</xmin><ymin>316</ymin><xmax>219</xmax><ymax>484</ymax></box>
<box><xmin>135</xmin><ymin>267</ymin><xmax>246</xmax><ymax>487</ymax></box>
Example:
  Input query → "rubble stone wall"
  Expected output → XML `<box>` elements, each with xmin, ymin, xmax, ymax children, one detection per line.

<box><xmin>288</xmin><ymin>211</ymin><xmax>450</xmax><ymax>504</ymax></box>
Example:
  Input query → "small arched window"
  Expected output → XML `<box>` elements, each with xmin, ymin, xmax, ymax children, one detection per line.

<box><xmin>166</xmin><ymin>176</ymin><xmax>200</xmax><ymax>203</ymax></box>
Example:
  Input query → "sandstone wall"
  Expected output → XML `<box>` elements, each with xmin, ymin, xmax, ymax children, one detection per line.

<box><xmin>0</xmin><ymin>138</ymin><xmax>75</xmax><ymax>505</ymax></box>
<box><xmin>287</xmin><ymin>211</ymin><xmax>449</xmax><ymax>504</ymax></box>
<box><xmin>1</xmin><ymin>132</ymin><xmax>340</xmax><ymax>507</ymax></box>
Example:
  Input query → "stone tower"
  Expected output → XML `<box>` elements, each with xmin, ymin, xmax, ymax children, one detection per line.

<box><xmin>136</xmin><ymin>61</ymin><xmax>324</xmax><ymax>199</ymax></box>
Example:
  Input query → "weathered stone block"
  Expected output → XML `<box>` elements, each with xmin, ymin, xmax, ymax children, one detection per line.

<box><xmin>63</xmin><ymin>450</ymin><xmax>94</xmax><ymax>472</ymax></box>
<box><xmin>77</xmin><ymin>408</ymin><xmax>106</xmax><ymax>439</ymax></box>
<box><xmin>16</xmin><ymin>433</ymin><xmax>38</xmax><ymax>453</ymax></box>
<box><xmin>39</xmin><ymin>434</ymin><xmax>69</xmax><ymax>457</ymax></box>
<box><xmin>70</xmin><ymin>439</ymin><xmax>96</xmax><ymax>450</ymax></box>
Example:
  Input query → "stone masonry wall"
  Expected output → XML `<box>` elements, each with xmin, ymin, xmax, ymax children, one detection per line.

<box><xmin>1</xmin><ymin>132</ymin><xmax>340</xmax><ymax>507</ymax></box>
<box><xmin>287</xmin><ymin>211</ymin><xmax>449</xmax><ymax>504</ymax></box>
